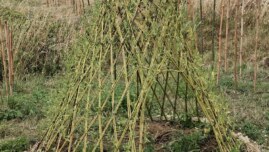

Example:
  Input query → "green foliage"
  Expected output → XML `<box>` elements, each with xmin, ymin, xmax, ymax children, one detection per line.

<box><xmin>266</xmin><ymin>112</ymin><xmax>269</xmax><ymax>121</ymax></box>
<box><xmin>15</xmin><ymin>20</ymin><xmax>70</xmax><ymax>76</ymax></box>
<box><xmin>240</xmin><ymin>122</ymin><xmax>262</xmax><ymax>143</ymax></box>
<box><xmin>0</xmin><ymin>6</ymin><xmax>76</xmax><ymax>76</ymax></box>
<box><xmin>180</xmin><ymin>114</ymin><xmax>194</xmax><ymax>128</ymax></box>
<box><xmin>0</xmin><ymin>109</ymin><xmax>23</xmax><ymax>121</ymax></box>
<box><xmin>0</xmin><ymin>7</ymin><xmax>26</xmax><ymax>23</ymax></box>
<box><xmin>169</xmin><ymin>131</ymin><xmax>203</xmax><ymax>152</ymax></box>
<box><xmin>0</xmin><ymin>77</ymin><xmax>50</xmax><ymax>121</ymax></box>
<box><xmin>144</xmin><ymin>143</ymin><xmax>154</xmax><ymax>152</ymax></box>
<box><xmin>0</xmin><ymin>136</ymin><xmax>30</xmax><ymax>152</ymax></box>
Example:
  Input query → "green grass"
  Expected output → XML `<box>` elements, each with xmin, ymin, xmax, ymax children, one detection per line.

<box><xmin>0</xmin><ymin>75</ymin><xmax>62</xmax><ymax>151</ymax></box>
<box><xmin>218</xmin><ymin>68</ymin><xmax>269</xmax><ymax>148</ymax></box>
<box><xmin>0</xmin><ymin>136</ymin><xmax>30</xmax><ymax>152</ymax></box>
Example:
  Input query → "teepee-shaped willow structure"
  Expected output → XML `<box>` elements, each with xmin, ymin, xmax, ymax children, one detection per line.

<box><xmin>37</xmin><ymin>0</ymin><xmax>236</xmax><ymax>151</ymax></box>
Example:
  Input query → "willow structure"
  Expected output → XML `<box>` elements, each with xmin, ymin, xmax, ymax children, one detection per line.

<box><xmin>36</xmin><ymin>1</ymin><xmax>236</xmax><ymax>151</ymax></box>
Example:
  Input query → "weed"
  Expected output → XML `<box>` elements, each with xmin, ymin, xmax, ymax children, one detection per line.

<box><xmin>0</xmin><ymin>136</ymin><xmax>29</xmax><ymax>152</ymax></box>
<box><xmin>0</xmin><ymin>77</ymin><xmax>51</xmax><ymax>121</ymax></box>
<box><xmin>240</xmin><ymin>122</ymin><xmax>263</xmax><ymax>144</ymax></box>
<box><xmin>169</xmin><ymin>131</ymin><xmax>204</xmax><ymax>152</ymax></box>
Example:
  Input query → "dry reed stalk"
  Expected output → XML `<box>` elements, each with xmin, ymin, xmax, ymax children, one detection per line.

<box><xmin>224</xmin><ymin>0</ymin><xmax>230</xmax><ymax>72</ymax></box>
<box><xmin>239</xmin><ymin>0</ymin><xmax>245</xmax><ymax>78</ymax></box>
<box><xmin>234</xmin><ymin>0</ymin><xmax>239</xmax><ymax>88</ymax></box>
<box><xmin>217</xmin><ymin>0</ymin><xmax>224</xmax><ymax>85</ymax></box>
<box><xmin>0</xmin><ymin>21</ymin><xmax>8</xmax><ymax>95</ymax></box>
<box><xmin>254</xmin><ymin>0</ymin><xmax>260</xmax><ymax>91</ymax></box>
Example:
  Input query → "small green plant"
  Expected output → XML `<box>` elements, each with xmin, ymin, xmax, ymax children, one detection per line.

<box><xmin>170</xmin><ymin>132</ymin><xmax>203</xmax><ymax>152</ymax></box>
<box><xmin>0</xmin><ymin>109</ymin><xmax>23</xmax><ymax>121</ymax></box>
<box><xmin>0</xmin><ymin>78</ymin><xmax>50</xmax><ymax>121</ymax></box>
<box><xmin>265</xmin><ymin>112</ymin><xmax>269</xmax><ymax>121</ymax></box>
<box><xmin>0</xmin><ymin>136</ymin><xmax>30</xmax><ymax>152</ymax></box>
<box><xmin>241</xmin><ymin>122</ymin><xmax>262</xmax><ymax>143</ymax></box>
<box><xmin>144</xmin><ymin>143</ymin><xmax>154</xmax><ymax>152</ymax></box>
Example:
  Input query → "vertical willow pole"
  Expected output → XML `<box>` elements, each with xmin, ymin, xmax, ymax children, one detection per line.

<box><xmin>0</xmin><ymin>21</ymin><xmax>8</xmax><ymax>95</ymax></box>
<box><xmin>199</xmin><ymin>0</ymin><xmax>204</xmax><ymax>55</ymax></box>
<box><xmin>174</xmin><ymin>0</ymin><xmax>181</xmax><ymax>120</ymax></box>
<box><xmin>46</xmin><ymin>0</ymin><xmax>49</xmax><ymax>7</ymax></box>
<box><xmin>111</xmin><ymin>26</ymin><xmax>118</xmax><ymax>149</ymax></box>
<box><xmin>184</xmin><ymin>81</ymin><xmax>188</xmax><ymax>116</ymax></box>
<box><xmin>5</xmin><ymin>22</ymin><xmax>13</xmax><ymax>95</ymax></box>
<box><xmin>217</xmin><ymin>0</ymin><xmax>224</xmax><ymax>85</ymax></box>
<box><xmin>122</xmin><ymin>46</ymin><xmax>134</xmax><ymax>151</ymax></box>
<box><xmin>239</xmin><ymin>0</ymin><xmax>245</xmax><ymax>78</ymax></box>
<box><xmin>83</xmin><ymin>92</ymin><xmax>90</xmax><ymax>152</ymax></box>
<box><xmin>98</xmin><ymin>18</ymin><xmax>104</xmax><ymax>152</ymax></box>
<box><xmin>187</xmin><ymin>0</ymin><xmax>194</xmax><ymax>20</ymax></box>
<box><xmin>234</xmin><ymin>0</ymin><xmax>239</xmax><ymax>88</ymax></box>
<box><xmin>81</xmin><ymin>0</ymin><xmax>85</xmax><ymax>13</ymax></box>
<box><xmin>8</xmin><ymin>25</ymin><xmax>13</xmax><ymax>95</ymax></box>
<box><xmin>211</xmin><ymin>0</ymin><xmax>216</xmax><ymax>69</ymax></box>
<box><xmin>254</xmin><ymin>0</ymin><xmax>260</xmax><ymax>91</ymax></box>
<box><xmin>161</xmin><ymin>64</ymin><xmax>169</xmax><ymax>119</ymax></box>
<box><xmin>224</xmin><ymin>0</ymin><xmax>230</xmax><ymax>72</ymax></box>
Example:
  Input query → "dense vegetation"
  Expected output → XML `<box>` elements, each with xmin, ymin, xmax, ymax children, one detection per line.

<box><xmin>0</xmin><ymin>0</ymin><xmax>268</xmax><ymax>151</ymax></box>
